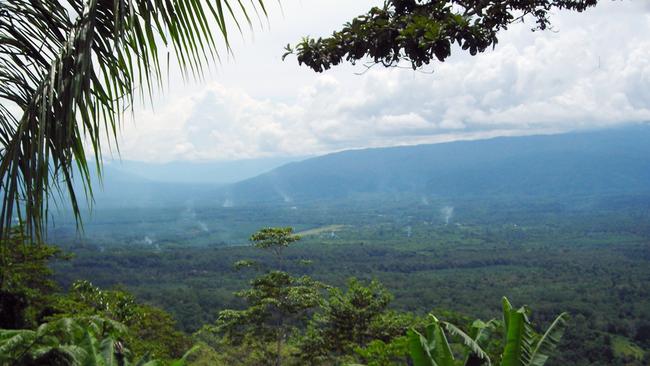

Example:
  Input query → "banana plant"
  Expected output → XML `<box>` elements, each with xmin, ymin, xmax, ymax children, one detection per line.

<box><xmin>407</xmin><ymin>298</ymin><xmax>569</xmax><ymax>366</ymax></box>
<box><xmin>0</xmin><ymin>316</ymin><xmax>197</xmax><ymax>365</ymax></box>
<box><xmin>499</xmin><ymin>298</ymin><xmax>569</xmax><ymax>366</ymax></box>
<box><xmin>407</xmin><ymin>314</ymin><xmax>492</xmax><ymax>366</ymax></box>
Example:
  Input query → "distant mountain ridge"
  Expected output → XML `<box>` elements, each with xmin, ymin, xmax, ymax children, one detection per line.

<box><xmin>106</xmin><ymin>156</ymin><xmax>307</xmax><ymax>184</ymax></box>
<box><xmin>68</xmin><ymin>156</ymin><xmax>306</xmax><ymax>209</ymax></box>
<box><xmin>219</xmin><ymin>126</ymin><xmax>650</xmax><ymax>205</ymax></box>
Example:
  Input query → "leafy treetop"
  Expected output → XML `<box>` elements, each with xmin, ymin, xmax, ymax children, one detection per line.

<box><xmin>250</xmin><ymin>227</ymin><xmax>301</xmax><ymax>258</ymax></box>
<box><xmin>0</xmin><ymin>226</ymin><xmax>67</xmax><ymax>328</ymax></box>
<box><xmin>52</xmin><ymin>280</ymin><xmax>191</xmax><ymax>360</ymax></box>
<box><xmin>285</xmin><ymin>0</ymin><xmax>598</xmax><ymax>72</ymax></box>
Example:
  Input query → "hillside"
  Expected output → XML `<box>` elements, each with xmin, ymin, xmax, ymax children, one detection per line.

<box><xmin>221</xmin><ymin>126</ymin><xmax>650</xmax><ymax>205</ymax></box>
<box><xmin>108</xmin><ymin>156</ymin><xmax>306</xmax><ymax>184</ymax></box>
<box><xmin>63</xmin><ymin>157</ymin><xmax>306</xmax><ymax>209</ymax></box>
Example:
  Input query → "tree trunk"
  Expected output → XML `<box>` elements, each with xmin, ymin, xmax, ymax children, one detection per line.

<box><xmin>275</xmin><ymin>328</ymin><xmax>282</xmax><ymax>366</ymax></box>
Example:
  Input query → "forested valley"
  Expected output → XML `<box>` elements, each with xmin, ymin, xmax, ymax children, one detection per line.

<box><xmin>2</xmin><ymin>0</ymin><xmax>648</xmax><ymax>365</ymax></box>
<box><xmin>2</xmin><ymin>191</ymin><xmax>647</xmax><ymax>365</ymax></box>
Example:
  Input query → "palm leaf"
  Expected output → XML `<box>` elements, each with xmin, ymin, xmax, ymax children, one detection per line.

<box><xmin>0</xmin><ymin>330</ymin><xmax>37</xmax><ymax>361</ymax></box>
<box><xmin>0</xmin><ymin>0</ymin><xmax>267</xmax><ymax>241</ymax></box>
<box><xmin>407</xmin><ymin>328</ymin><xmax>435</xmax><ymax>366</ymax></box>
<box><xmin>169</xmin><ymin>344</ymin><xmax>201</xmax><ymax>366</ymax></box>
<box><xmin>502</xmin><ymin>297</ymin><xmax>513</xmax><ymax>334</ymax></box>
<box><xmin>528</xmin><ymin>313</ymin><xmax>569</xmax><ymax>366</ymax></box>
<box><xmin>76</xmin><ymin>329</ymin><xmax>101</xmax><ymax>365</ymax></box>
<box><xmin>430</xmin><ymin>321</ymin><xmax>455</xmax><ymax>366</ymax></box>
<box><xmin>99</xmin><ymin>336</ymin><xmax>118</xmax><ymax>365</ymax></box>
<box><xmin>500</xmin><ymin>308</ymin><xmax>530</xmax><ymax>366</ymax></box>
<box><xmin>134</xmin><ymin>357</ymin><xmax>161</xmax><ymax>366</ymax></box>
<box><xmin>29</xmin><ymin>344</ymin><xmax>87</xmax><ymax>365</ymax></box>
<box><xmin>443</xmin><ymin>321</ymin><xmax>492</xmax><ymax>366</ymax></box>
<box><xmin>408</xmin><ymin>316</ymin><xmax>458</xmax><ymax>366</ymax></box>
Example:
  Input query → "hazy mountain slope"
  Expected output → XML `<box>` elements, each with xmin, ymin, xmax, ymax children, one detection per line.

<box><xmin>108</xmin><ymin>156</ymin><xmax>307</xmax><ymax>184</ymax></box>
<box><xmin>62</xmin><ymin>157</ymin><xmax>307</xmax><ymax>209</ymax></box>
<box><xmin>221</xmin><ymin>126</ymin><xmax>650</xmax><ymax>204</ymax></box>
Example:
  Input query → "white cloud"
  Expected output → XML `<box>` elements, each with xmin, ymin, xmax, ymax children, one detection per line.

<box><xmin>113</xmin><ymin>0</ymin><xmax>650</xmax><ymax>162</ymax></box>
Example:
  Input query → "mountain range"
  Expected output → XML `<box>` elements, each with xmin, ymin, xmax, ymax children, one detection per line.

<box><xmin>78</xmin><ymin>125</ymin><xmax>650</xmax><ymax>209</ymax></box>
<box><xmin>218</xmin><ymin>125</ymin><xmax>650</xmax><ymax>205</ymax></box>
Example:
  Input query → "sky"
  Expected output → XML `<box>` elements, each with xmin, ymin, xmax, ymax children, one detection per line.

<box><xmin>114</xmin><ymin>0</ymin><xmax>650</xmax><ymax>163</ymax></box>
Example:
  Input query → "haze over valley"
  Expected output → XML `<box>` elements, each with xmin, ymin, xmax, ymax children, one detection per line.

<box><xmin>3</xmin><ymin>1</ymin><xmax>650</xmax><ymax>364</ymax></box>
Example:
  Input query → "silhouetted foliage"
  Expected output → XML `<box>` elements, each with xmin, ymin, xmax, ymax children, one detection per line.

<box><xmin>286</xmin><ymin>0</ymin><xmax>598</xmax><ymax>72</ymax></box>
<box><xmin>0</xmin><ymin>226</ymin><xmax>66</xmax><ymax>328</ymax></box>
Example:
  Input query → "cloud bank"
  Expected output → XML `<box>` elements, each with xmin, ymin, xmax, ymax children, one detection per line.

<box><xmin>116</xmin><ymin>1</ymin><xmax>650</xmax><ymax>162</ymax></box>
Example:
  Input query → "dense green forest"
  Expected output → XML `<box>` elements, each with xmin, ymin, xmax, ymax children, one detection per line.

<box><xmin>30</xmin><ymin>197</ymin><xmax>647</xmax><ymax>365</ymax></box>
<box><xmin>3</xmin><ymin>0</ymin><xmax>646</xmax><ymax>364</ymax></box>
<box><xmin>6</xmin><ymin>213</ymin><xmax>649</xmax><ymax>364</ymax></box>
<box><xmin>4</xmin><ymin>148</ymin><xmax>650</xmax><ymax>365</ymax></box>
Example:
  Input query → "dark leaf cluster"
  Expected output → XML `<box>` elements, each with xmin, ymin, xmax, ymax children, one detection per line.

<box><xmin>286</xmin><ymin>0</ymin><xmax>598</xmax><ymax>72</ymax></box>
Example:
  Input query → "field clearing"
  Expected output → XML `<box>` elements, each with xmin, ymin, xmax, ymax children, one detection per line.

<box><xmin>613</xmin><ymin>336</ymin><xmax>646</xmax><ymax>361</ymax></box>
<box><xmin>297</xmin><ymin>225</ymin><xmax>347</xmax><ymax>236</ymax></box>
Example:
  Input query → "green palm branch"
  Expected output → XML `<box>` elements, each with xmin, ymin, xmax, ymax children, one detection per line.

<box><xmin>499</xmin><ymin>297</ymin><xmax>569</xmax><ymax>366</ymax></box>
<box><xmin>408</xmin><ymin>314</ymin><xmax>491</xmax><ymax>366</ymax></box>
<box><xmin>0</xmin><ymin>316</ymin><xmax>197</xmax><ymax>365</ymax></box>
<box><xmin>0</xmin><ymin>316</ymin><xmax>125</xmax><ymax>364</ymax></box>
<box><xmin>443</xmin><ymin>320</ymin><xmax>493</xmax><ymax>366</ymax></box>
<box><xmin>406</xmin><ymin>299</ymin><xmax>568</xmax><ymax>366</ymax></box>
<box><xmin>0</xmin><ymin>0</ymin><xmax>266</xmax><ymax>240</ymax></box>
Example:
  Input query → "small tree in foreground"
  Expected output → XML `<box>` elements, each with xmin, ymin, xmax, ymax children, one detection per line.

<box><xmin>212</xmin><ymin>272</ymin><xmax>325</xmax><ymax>366</ymax></box>
<box><xmin>0</xmin><ymin>227</ymin><xmax>65</xmax><ymax>329</ymax></box>
<box><xmin>52</xmin><ymin>280</ymin><xmax>192</xmax><ymax>360</ymax></box>
<box><xmin>0</xmin><ymin>316</ymin><xmax>197</xmax><ymax>366</ymax></box>
<box><xmin>295</xmin><ymin>278</ymin><xmax>415</xmax><ymax>365</ymax></box>
<box><xmin>206</xmin><ymin>227</ymin><xmax>323</xmax><ymax>366</ymax></box>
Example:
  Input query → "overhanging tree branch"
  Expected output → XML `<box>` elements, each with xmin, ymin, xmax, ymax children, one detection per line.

<box><xmin>284</xmin><ymin>0</ymin><xmax>598</xmax><ymax>72</ymax></box>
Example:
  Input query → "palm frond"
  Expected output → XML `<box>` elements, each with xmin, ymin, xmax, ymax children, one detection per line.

<box><xmin>169</xmin><ymin>344</ymin><xmax>200</xmax><ymax>366</ymax></box>
<box><xmin>442</xmin><ymin>321</ymin><xmax>492</xmax><ymax>366</ymax></box>
<box><xmin>0</xmin><ymin>0</ymin><xmax>265</xmax><ymax>240</ymax></box>
<box><xmin>406</xmin><ymin>328</ymin><xmax>435</xmax><ymax>366</ymax></box>
<box><xmin>528</xmin><ymin>313</ymin><xmax>569</xmax><ymax>366</ymax></box>
<box><xmin>0</xmin><ymin>329</ymin><xmax>37</xmax><ymax>362</ymax></box>
<box><xmin>500</xmin><ymin>308</ymin><xmax>532</xmax><ymax>366</ymax></box>
<box><xmin>430</xmin><ymin>321</ymin><xmax>455</xmax><ymax>366</ymax></box>
<box><xmin>502</xmin><ymin>297</ymin><xmax>513</xmax><ymax>333</ymax></box>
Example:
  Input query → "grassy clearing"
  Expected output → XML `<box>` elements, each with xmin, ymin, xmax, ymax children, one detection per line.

<box><xmin>612</xmin><ymin>336</ymin><xmax>645</xmax><ymax>361</ymax></box>
<box><xmin>296</xmin><ymin>225</ymin><xmax>347</xmax><ymax>236</ymax></box>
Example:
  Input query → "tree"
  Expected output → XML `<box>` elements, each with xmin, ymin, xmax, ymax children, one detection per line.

<box><xmin>319</xmin><ymin>278</ymin><xmax>394</xmax><ymax>352</ymax></box>
<box><xmin>0</xmin><ymin>0</ymin><xmax>267</xmax><ymax>240</ymax></box>
<box><xmin>0</xmin><ymin>316</ymin><xmax>130</xmax><ymax>365</ymax></box>
<box><xmin>250</xmin><ymin>227</ymin><xmax>302</xmax><ymax>262</ymax></box>
<box><xmin>285</xmin><ymin>0</ymin><xmax>598</xmax><ymax>72</ymax></box>
<box><xmin>0</xmin><ymin>226</ymin><xmax>66</xmax><ymax>328</ymax></box>
<box><xmin>206</xmin><ymin>227</ymin><xmax>323</xmax><ymax>366</ymax></box>
<box><xmin>52</xmin><ymin>280</ymin><xmax>192</xmax><ymax>360</ymax></box>
<box><xmin>212</xmin><ymin>271</ymin><xmax>325</xmax><ymax>366</ymax></box>
<box><xmin>353</xmin><ymin>336</ymin><xmax>411</xmax><ymax>366</ymax></box>
<box><xmin>634</xmin><ymin>322</ymin><xmax>650</xmax><ymax>347</ymax></box>
<box><xmin>0</xmin><ymin>226</ymin><xmax>191</xmax><ymax>361</ymax></box>
<box><xmin>295</xmin><ymin>278</ymin><xmax>413</xmax><ymax>364</ymax></box>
